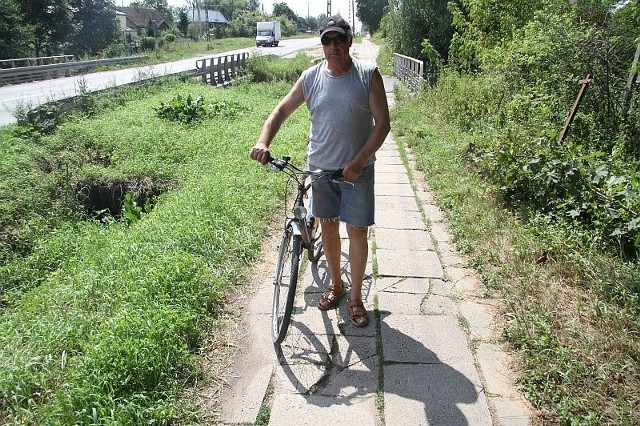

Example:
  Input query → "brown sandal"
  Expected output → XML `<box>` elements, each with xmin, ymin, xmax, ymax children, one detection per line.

<box><xmin>347</xmin><ymin>299</ymin><xmax>369</xmax><ymax>327</ymax></box>
<box><xmin>318</xmin><ymin>284</ymin><xmax>346</xmax><ymax>310</ymax></box>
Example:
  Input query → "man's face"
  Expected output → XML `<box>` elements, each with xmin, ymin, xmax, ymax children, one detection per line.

<box><xmin>321</xmin><ymin>31</ymin><xmax>351</xmax><ymax>61</ymax></box>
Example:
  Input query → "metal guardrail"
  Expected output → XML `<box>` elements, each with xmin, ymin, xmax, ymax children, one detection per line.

<box><xmin>195</xmin><ymin>52</ymin><xmax>249</xmax><ymax>86</ymax></box>
<box><xmin>393</xmin><ymin>53</ymin><xmax>425</xmax><ymax>94</ymax></box>
<box><xmin>0</xmin><ymin>56</ymin><xmax>149</xmax><ymax>86</ymax></box>
<box><xmin>0</xmin><ymin>55</ymin><xmax>75</xmax><ymax>69</ymax></box>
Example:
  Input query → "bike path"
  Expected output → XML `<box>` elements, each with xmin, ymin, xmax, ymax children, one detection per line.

<box><xmin>218</xmin><ymin>40</ymin><xmax>533</xmax><ymax>425</ymax></box>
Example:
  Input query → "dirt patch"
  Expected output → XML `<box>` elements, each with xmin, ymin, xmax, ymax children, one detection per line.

<box><xmin>75</xmin><ymin>176</ymin><xmax>172</xmax><ymax>219</ymax></box>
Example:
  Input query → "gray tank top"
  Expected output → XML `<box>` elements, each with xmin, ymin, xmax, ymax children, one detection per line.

<box><xmin>301</xmin><ymin>59</ymin><xmax>377</xmax><ymax>169</ymax></box>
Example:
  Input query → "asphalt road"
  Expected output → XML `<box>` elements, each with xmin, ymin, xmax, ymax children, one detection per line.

<box><xmin>0</xmin><ymin>37</ymin><xmax>320</xmax><ymax>127</ymax></box>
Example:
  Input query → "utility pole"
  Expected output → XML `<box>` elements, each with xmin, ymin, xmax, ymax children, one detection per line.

<box><xmin>327</xmin><ymin>0</ymin><xmax>331</xmax><ymax>17</ymax></box>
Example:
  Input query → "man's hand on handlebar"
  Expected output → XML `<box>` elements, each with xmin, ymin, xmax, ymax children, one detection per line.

<box><xmin>250</xmin><ymin>142</ymin><xmax>271</xmax><ymax>164</ymax></box>
<box><xmin>341</xmin><ymin>160</ymin><xmax>364</xmax><ymax>181</ymax></box>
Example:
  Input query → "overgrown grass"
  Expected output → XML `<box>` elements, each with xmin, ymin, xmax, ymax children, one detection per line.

<box><xmin>391</xmin><ymin>82</ymin><xmax>640</xmax><ymax>424</ymax></box>
<box><xmin>0</xmin><ymin>68</ymin><xmax>309</xmax><ymax>422</ymax></box>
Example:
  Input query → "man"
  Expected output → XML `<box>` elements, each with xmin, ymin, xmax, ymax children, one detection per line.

<box><xmin>249</xmin><ymin>16</ymin><xmax>390</xmax><ymax>327</ymax></box>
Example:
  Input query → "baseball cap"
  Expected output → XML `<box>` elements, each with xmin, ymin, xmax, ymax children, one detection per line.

<box><xmin>319</xmin><ymin>16</ymin><xmax>352</xmax><ymax>38</ymax></box>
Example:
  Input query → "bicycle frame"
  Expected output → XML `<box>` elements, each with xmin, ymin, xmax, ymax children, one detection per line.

<box><xmin>268</xmin><ymin>155</ymin><xmax>342</xmax><ymax>345</ymax></box>
<box><xmin>270</xmin><ymin>156</ymin><xmax>341</xmax><ymax>251</ymax></box>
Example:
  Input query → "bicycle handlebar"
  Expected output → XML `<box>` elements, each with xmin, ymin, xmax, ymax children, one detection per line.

<box><xmin>267</xmin><ymin>155</ymin><xmax>344</xmax><ymax>180</ymax></box>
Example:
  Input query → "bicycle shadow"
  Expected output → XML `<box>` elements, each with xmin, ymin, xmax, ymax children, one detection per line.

<box><xmin>274</xmin><ymin>258</ymin><xmax>481</xmax><ymax>425</ymax></box>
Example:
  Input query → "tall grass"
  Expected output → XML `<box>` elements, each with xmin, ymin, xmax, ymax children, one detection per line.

<box><xmin>0</xmin><ymin>72</ymin><xmax>309</xmax><ymax>423</ymax></box>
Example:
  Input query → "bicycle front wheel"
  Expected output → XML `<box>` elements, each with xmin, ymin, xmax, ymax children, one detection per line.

<box><xmin>307</xmin><ymin>217</ymin><xmax>323</xmax><ymax>262</ymax></box>
<box><xmin>272</xmin><ymin>226</ymin><xmax>302</xmax><ymax>345</ymax></box>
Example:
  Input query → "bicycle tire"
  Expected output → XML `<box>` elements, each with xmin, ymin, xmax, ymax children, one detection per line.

<box><xmin>272</xmin><ymin>226</ymin><xmax>302</xmax><ymax>345</ymax></box>
<box><xmin>307</xmin><ymin>218</ymin><xmax>323</xmax><ymax>262</ymax></box>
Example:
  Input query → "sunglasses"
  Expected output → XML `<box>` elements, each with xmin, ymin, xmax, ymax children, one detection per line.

<box><xmin>321</xmin><ymin>33</ymin><xmax>349</xmax><ymax>46</ymax></box>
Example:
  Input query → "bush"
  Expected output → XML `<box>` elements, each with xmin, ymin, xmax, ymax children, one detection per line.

<box><xmin>101</xmin><ymin>43</ymin><xmax>125</xmax><ymax>58</ymax></box>
<box><xmin>140</xmin><ymin>37</ymin><xmax>156</xmax><ymax>51</ymax></box>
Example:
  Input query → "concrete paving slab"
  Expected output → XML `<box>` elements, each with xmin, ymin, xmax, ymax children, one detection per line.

<box><xmin>423</xmin><ymin>203</ymin><xmax>446</xmax><ymax>223</ymax></box>
<box><xmin>376</xmin><ymin>195</ymin><xmax>421</xmax><ymax>211</ymax></box>
<box><xmin>376</xmin><ymin>163</ymin><xmax>408</xmax><ymax>174</ymax></box>
<box><xmin>273</xmin><ymin>360</ymin><xmax>330</xmax><ymax>394</ymax></box>
<box><xmin>377</xmin><ymin>291</ymin><xmax>426</xmax><ymax>315</ymax></box>
<box><xmin>384</xmin><ymin>363</ymin><xmax>492</xmax><ymax>426</ymax></box>
<box><xmin>374</xmin><ymin>228</ymin><xmax>434</xmax><ymax>251</ymax></box>
<box><xmin>376</xmin><ymin>276</ymin><xmax>430</xmax><ymax>294</ymax></box>
<box><xmin>423</xmin><ymin>294</ymin><xmax>460</xmax><ymax>316</ymax></box>
<box><xmin>459</xmin><ymin>301</ymin><xmax>495</xmax><ymax>341</ymax></box>
<box><xmin>493</xmin><ymin>399</ymin><xmax>532</xmax><ymax>426</ymax></box>
<box><xmin>319</xmin><ymin>358</ymin><xmax>379</xmax><ymax>398</ymax></box>
<box><xmin>376</xmin><ymin>210</ymin><xmax>425</xmax><ymax>230</ymax></box>
<box><xmin>250</xmin><ymin>281</ymin><xmax>276</xmax><ymax>315</ymax></box>
<box><xmin>287</xmin><ymin>303</ymin><xmax>342</xmax><ymax>337</ymax></box>
<box><xmin>221</xmin><ymin>364</ymin><xmax>273</xmax><ymax>424</ymax></box>
<box><xmin>381</xmin><ymin>315</ymin><xmax>474</xmax><ymax>367</ymax></box>
<box><xmin>269</xmin><ymin>394</ymin><xmax>378</xmax><ymax>426</ymax></box>
<box><xmin>333</xmin><ymin>335</ymin><xmax>378</xmax><ymax>367</ymax></box>
<box><xmin>430</xmin><ymin>221</ymin><xmax>454</xmax><ymax>244</ymax></box>
<box><xmin>475</xmin><ymin>344</ymin><xmax>522</xmax><ymax>399</ymax></box>
<box><xmin>375</xmin><ymin>172</ymin><xmax>410</xmax><ymax>184</ymax></box>
<box><xmin>376</xmin><ymin>182</ymin><xmax>415</xmax><ymax>197</ymax></box>
<box><xmin>376</xmin><ymin>155</ymin><xmax>403</xmax><ymax>165</ymax></box>
<box><xmin>376</xmin><ymin>249</ymin><xmax>444</xmax><ymax>279</ymax></box>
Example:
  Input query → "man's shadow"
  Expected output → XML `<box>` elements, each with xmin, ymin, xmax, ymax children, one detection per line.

<box><xmin>274</xmin><ymin>254</ymin><xmax>480</xmax><ymax>425</ymax></box>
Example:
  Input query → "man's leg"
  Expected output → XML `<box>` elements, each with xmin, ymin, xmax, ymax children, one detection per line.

<box><xmin>346</xmin><ymin>224</ymin><xmax>368</xmax><ymax>301</ymax></box>
<box><xmin>320</xmin><ymin>220</ymin><xmax>343</xmax><ymax>291</ymax></box>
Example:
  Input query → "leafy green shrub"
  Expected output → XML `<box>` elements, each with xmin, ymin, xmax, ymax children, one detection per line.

<box><xmin>155</xmin><ymin>94</ymin><xmax>249</xmax><ymax>124</ymax></box>
<box><xmin>163</xmin><ymin>32</ymin><xmax>176</xmax><ymax>43</ymax></box>
<box><xmin>101</xmin><ymin>43</ymin><xmax>125</xmax><ymax>58</ymax></box>
<box><xmin>140</xmin><ymin>37</ymin><xmax>156</xmax><ymax>50</ymax></box>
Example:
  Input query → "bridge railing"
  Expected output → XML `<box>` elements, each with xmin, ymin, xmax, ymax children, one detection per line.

<box><xmin>195</xmin><ymin>52</ymin><xmax>249</xmax><ymax>87</ymax></box>
<box><xmin>393</xmin><ymin>53</ymin><xmax>426</xmax><ymax>94</ymax></box>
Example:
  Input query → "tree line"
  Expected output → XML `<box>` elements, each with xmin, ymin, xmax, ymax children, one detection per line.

<box><xmin>0</xmin><ymin>0</ymin><xmax>327</xmax><ymax>60</ymax></box>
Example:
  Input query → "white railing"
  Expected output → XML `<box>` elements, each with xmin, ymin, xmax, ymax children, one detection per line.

<box><xmin>195</xmin><ymin>53</ymin><xmax>249</xmax><ymax>86</ymax></box>
<box><xmin>393</xmin><ymin>53</ymin><xmax>425</xmax><ymax>94</ymax></box>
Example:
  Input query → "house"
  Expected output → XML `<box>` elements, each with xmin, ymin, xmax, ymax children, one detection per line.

<box><xmin>186</xmin><ymin>8</ymin><xmax>229</xmax><ymax>28</ymax></box>
<box><xmin>115</xmin><ymin>6</ymin><xmax>172</xmax><ymax>37</ymax></box>
<box><xmin>115</xmin><ymin>10</ymin><xmax>138</xmax><ymax>42</ymax></box>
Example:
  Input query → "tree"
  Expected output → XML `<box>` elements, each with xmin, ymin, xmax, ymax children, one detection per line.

<box><xmin>177</xmin><ymin>9</ymin><xmax>190</xmax><ymax>36</ymax></box>
<box><xmin>272</xmin><ymin>2</ymin><xmax>296</xmax><ymax>22</ymax></box>
<box><xmin>0</xmin><ymin>0</ymin><xmax>33</xmax><ymax>59</ymax></box>
<box><xmin>355</xmin><ymin>0</ymin><xmax>386</xmax><ymax>33</ymax></box>
<box><xmin>19</xmin><ymin>0</ymin><xmax>76</xmax><ymax>56</ymax></box>
<box><xmin>382</xmin><ymin>0</ymin><xmax>453</xmax><ymax>61</ymax></box>
<box><xmin>70</xmin><ymin>0</ymin><xmax>120</xmax><ymax>57</ymax></box>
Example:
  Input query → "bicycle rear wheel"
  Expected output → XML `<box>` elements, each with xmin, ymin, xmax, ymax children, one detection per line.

<box><xmin>272</xmin><ymin>225</ymin><xmax>302</xmax><ymax>345</ymax></box>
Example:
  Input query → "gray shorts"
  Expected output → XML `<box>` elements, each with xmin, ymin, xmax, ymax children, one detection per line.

<box><xmin>309</xmin><ymin>164</ymin><xmax>375</xmax><ymax>228</ymax></box>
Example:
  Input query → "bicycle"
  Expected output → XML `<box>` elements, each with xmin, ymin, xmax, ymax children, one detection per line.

<box><xmin>267</xmin><ymin>155</ymin><xmax>343</xmax><ymax>345</ymax></box>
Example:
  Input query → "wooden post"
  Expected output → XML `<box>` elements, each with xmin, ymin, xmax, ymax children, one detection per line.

<box><xmin>558</xmin><ymin>74</ymin><xmax>593</xmax><ymax>145</ymax></box>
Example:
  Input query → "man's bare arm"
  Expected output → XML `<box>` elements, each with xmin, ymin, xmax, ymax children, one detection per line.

<box><xmin>343</xmin><ymin>69</ymin><xmax>391</xmax><ymax>179</ymax></box>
